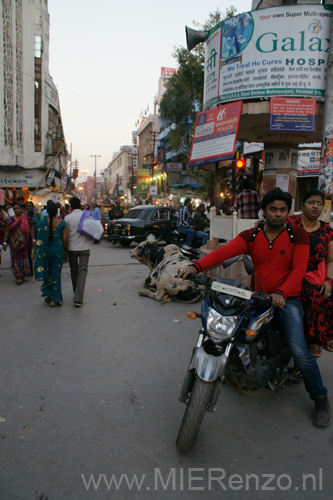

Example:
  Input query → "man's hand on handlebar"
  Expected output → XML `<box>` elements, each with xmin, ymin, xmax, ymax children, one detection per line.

<box><xmin>178</xmin><ymin>265</ymin><xmax>198</xmax><ymax>279</ymax></box>
<box><xmin>270</xmin><ymin>293</ymin><xmax>286</xmax><ymax>308</ymax></box>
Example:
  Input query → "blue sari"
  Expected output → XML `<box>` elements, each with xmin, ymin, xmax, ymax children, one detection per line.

<box><xmin>34</xmin><ymin>218</ymin><xmax>67</xmax><ymax>304</ymax></box>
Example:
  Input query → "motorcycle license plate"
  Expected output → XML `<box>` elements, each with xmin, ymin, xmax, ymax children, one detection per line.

<box><xmin>212</xmin><ymin>282</ymin><xmax>252</xmax><ymax>300</ymax></box>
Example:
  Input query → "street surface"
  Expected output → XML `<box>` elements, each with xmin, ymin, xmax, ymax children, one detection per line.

<box><xmin>0</xmin><ymin>240</ymin><xmax>332</xmax><ymax>500</ymax></box>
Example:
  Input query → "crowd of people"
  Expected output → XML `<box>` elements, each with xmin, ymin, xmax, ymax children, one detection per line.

<box><xmin>0</xmin><ymin>197</ymin><xmax>96</xmax><ymax>308</ymax></box>
<box><xmin>1</xmin><ymin>188</ymin><xmax>332</xmax><ymax>425</ymax></box>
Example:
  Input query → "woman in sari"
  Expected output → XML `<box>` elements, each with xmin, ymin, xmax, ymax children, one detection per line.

<box><xmin>25</xmin><ymin>200</ymin><xmax>41</xmax><ymax>274</ymax></box>
<box><xmin>3</xmin><ymin>203</ymin><xmax>34</xmax><ymax>284</ymax></box>
<box><xmin>34</xmin><ymin>202</ymin><xmax>68</xmax><ymax>307</ymax></box>
<box><xmin>288</xmin><ymin>189</ymin><xmax>333</xmax><ymax>357</ymax></box>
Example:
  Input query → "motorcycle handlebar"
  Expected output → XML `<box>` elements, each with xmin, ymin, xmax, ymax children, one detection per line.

<box><xmin>251</xmin><ymin>292</ymin><xmax>272</xmax><ymax>304</ymax></box>
<box><xmin>186</xmin><ymin>273</ymin><xmax>211</xmax><ymax>286</ymax></box>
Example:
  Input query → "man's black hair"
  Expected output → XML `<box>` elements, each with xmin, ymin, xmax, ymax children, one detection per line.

<box><xmin>302</xmin><ymin>189</ymin><xmax>324</xmax><ymax>204</ymax></box>
<box><xmin>261</xmin><ymin>188</ymin><xmax>292</xmax><ymax>211</ymax></box>
<box><xmin>242</xmin><ymin>178</ymin><xmax>252</xmax><ymax>190</ymax></box>
<box><xmin>69</xmin><ymin>197</ymin><xmax>81</xmax><ymax>210</ymax></box>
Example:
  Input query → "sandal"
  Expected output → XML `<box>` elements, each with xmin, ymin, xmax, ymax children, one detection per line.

<box><xmin>323</xmin><ymin>341</ymin><xmax>333</xmax><ymax>353</ymax></box>
<box><xmin>309</xmin><ymin>343</ymin><xmax>323</xmax><ymax>358</ymax></box>
<box><xmin>16</xmin><ymin>279</ymin><xmax>23</xmax><ymax>285</ymax></box>
<box><xmin>50</xmin><ymin>301</ymin><xmax>62</xmax><ymax>307</ymax></box>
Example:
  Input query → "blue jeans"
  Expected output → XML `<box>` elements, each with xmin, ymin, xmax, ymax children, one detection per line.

<box><xmin>177</xmin><ymin>226</ymin><xmax>196</xmax><ymax>247</ymax></box>
<box><xmin>274</xmin><ymin>299</ymin><xmax>327</xmax><ymax>400</ymax></box>
<box><xmin>195</xmin><ymin>230</ymin><xmax>209</xmax><ymax>245</ymax></box>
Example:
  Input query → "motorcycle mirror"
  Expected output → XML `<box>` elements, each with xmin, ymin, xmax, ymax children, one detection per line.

<box><xmin>243</xmin><ymin>255</ymin><xmax>254</xmax><ymax>275</ymax></box>
<box><xmin>222</xmin><ymin>256</ymin><xmax>241</xmax><ymax>268</ymax></box>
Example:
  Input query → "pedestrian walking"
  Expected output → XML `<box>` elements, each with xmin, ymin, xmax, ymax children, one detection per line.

<box><xmin>34</xmin><ymin>201</ymin><xmax>68</xmax><ymax>307</ymax></box>
<box><xmin>64</xmin><ymin>197</ymin><xmax>91</xmax><ymax>307</ymax></box>
<box><xmin>3</xmin><ymin>203</ymin><xmax>34</xmax><ymax>285</ymax></box>
<box><xmin>91</xmin><ymin>202</ymin><xmax>102</xmax><ymax>245</ymax></box>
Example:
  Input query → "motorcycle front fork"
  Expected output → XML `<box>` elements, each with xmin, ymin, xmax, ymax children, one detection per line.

<box><xmin>178</xmin><ymin>331</ymin><xmax>232</xmax><ymax>413</ymax></box>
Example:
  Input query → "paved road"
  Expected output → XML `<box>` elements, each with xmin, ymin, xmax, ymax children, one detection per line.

<box><xmin>0</xmin><ymin>241</ymin><xmax>332</xmax><ymax>499</ymax></box>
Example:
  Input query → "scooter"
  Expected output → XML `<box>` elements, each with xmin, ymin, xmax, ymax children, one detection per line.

<box><xmin>176</xmin><ymin>255</ymin><xmax>302</xmax><ymax>453</ymax></box>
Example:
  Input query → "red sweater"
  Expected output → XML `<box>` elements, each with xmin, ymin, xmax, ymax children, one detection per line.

<box><xmin>192</xmin><ymin>224</ymin><xmax>309</xmax><ymax>299</ymax></box>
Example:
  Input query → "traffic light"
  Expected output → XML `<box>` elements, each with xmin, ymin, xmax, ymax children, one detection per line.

<box><xmin>235</xmin><ymin>158</ymin><xmax>246</xmax><ymax>169</ymax></box>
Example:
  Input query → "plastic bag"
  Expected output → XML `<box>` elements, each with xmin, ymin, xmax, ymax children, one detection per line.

<box><xmin>77</xmin><ymin>209</ymin><xmax>104</xmax><ymax>241</ymax></box>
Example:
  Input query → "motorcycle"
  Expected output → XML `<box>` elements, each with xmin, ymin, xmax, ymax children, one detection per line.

<box><xmin>176</xmin><ymin>255</ymin><xmax>302</xmax><ymax>453</ymax></box>
<box><xmin>169</xmin><ymin>228</ymin><xmax>204</xmax><ymax>261</ymax></box>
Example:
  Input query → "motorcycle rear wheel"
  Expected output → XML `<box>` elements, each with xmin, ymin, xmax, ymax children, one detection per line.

<box><xmin>176</xmin><ymin>377</ymin><xmax>214</xmax><ymax>453</ymax></box>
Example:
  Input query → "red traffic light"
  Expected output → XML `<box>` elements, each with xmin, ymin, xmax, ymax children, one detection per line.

<box><xmin>235</xmin><ymin>158</ymin><xmax>246</xmax><ymax>169</ymax></box>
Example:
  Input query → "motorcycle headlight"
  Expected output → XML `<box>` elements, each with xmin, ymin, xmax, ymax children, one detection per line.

<box><xmin>206</xmin><ymin>307</ymin><xmax>238</xmax><ymax>343</ymax></box>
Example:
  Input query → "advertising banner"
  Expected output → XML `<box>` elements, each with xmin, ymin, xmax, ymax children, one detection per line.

<box><xmin>204</xmin><ymin>4</ymin><xmax>332</xmax><ymax>109</ymax></box>
<box><xmin>189</xmin><ymin>102</ymin><xmax>242</xmax><ymax>167</ymax></box>
<box><xmin>297</xmin><ymin>149</ymin><xmax>321</xmax><ymax>177</ymax></box>
<box><xmin>136</xmin><ymin>169</ymin><xmax>151</xmax><ymax>193</ymax></box>
<box><xmin>318</xmin><ymin>136</ymin><xmax>333</xmax><ymax>198</ymax></box>
<box><xmin>270</xmin><ymin>97</ymin><xmax>316</xmax><ymax>131</ymax></box>
<box><xmin>61</xmin><ymin>174</ymin><xmax>68</xmax><ymax>190</ymax></box>
<box><xmin>0</xmin><ymin>169</ymin><xmax>46</xmax><ymax>188</ymax></box>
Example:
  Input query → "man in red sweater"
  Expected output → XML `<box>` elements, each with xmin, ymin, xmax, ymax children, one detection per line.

<box><xmin>179</xmin><ymin>188</ymin><xmax>330</xmax><ymax>427</ymax></box>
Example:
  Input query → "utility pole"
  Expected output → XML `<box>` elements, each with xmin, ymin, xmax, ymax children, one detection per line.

<box><xmin>150</xmin><ymin>130</ymin><xmax>159</xmax><ymax>197</ymax></box>
<box><xmin>90</xmin><ymin>155</ymin><xmax>101</xmax><ymax>202</ymax></box>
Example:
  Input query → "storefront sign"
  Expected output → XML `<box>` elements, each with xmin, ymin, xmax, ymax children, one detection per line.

<box><xmin>204</xmin><ymin>5</ymin><xmax>332</xmax><ymax>109</ymax></box>
<box><xmin>132</xmin><ymin>131</ymin><xmax>138</xmax><ymax>169</ymax></box>
<box><xmin>46</xmin><ymin>170</ymin><xmax>55</xmax><ymax>186</ymax></box>
<box><xmin>0</xmin><ymin>169</ymin><xmax>46</xmax><ymax>188</ymax></box>
<box><xmin>243</xmin><ymin>142</ymin><xmax>264</xmax><ymax>154</ymax></box>
<box><xmin>189</xmin><ymin>101</ymin><xmax>242</xmax><ymax>167</ymax></box>
<box><xmin>270</xmin><ymin>98</ymin><xmax>316</xmax><ymax>131</ymax></box>
<box><xmin>161</xmin><ymin>67</ymin><xmax>176</xmax><ymax>76</ymax></box>
<box><xmin>166</xmin><ymin>163</ymin><xmax>183</xmax><ymax>172</ymax></box>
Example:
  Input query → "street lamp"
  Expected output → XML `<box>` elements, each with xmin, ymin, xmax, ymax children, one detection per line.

<box><xmin>90</xmin><ymin>155</ymin><xmax>101</xmax><ymax>202</ymax></box>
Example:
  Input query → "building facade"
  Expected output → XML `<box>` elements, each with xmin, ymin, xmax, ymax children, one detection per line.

<box><xmin>104</xmin><ymin>146</ymin><xmax>132</xmax><ymax>201</ymax></box>
<box><xmin>0</xmin><ymin>0</ymin><xmax>68</xmax><ymax>205</ymax></box>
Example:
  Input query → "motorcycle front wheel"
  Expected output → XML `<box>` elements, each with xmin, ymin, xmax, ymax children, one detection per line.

<box><xmin>176</xmin><ymin>377</ymin><xmax>214</xmax><ymax>453</ymax></box>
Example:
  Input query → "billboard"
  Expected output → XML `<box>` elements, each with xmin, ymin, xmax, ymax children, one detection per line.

<box><xmin>189</xmin><ymin>101</ymin><xmax>242</xmax><ymax>167</ymax></box>
<box><xmin>204</xmin><ymin>4</ymin><xmax>332</xmax><ymax>109</ymax></box>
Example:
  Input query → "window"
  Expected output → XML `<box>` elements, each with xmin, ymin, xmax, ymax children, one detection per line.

<box><xmin>34</xmin><ymin>35</ymin><xmax>42</xmax><ymax>58</ymax></box>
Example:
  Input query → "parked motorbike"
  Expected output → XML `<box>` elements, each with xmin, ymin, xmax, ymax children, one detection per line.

<box><xmin>176</xmin><ymin>256</ymin><xmax>302</xmax><ymax>453</ymax></box>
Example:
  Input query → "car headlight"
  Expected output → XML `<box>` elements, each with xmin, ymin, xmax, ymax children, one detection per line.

<box><xmin>206</xmin><ymin>307</ymin><xmax>238</xmax><ymax>343</ymax></box>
